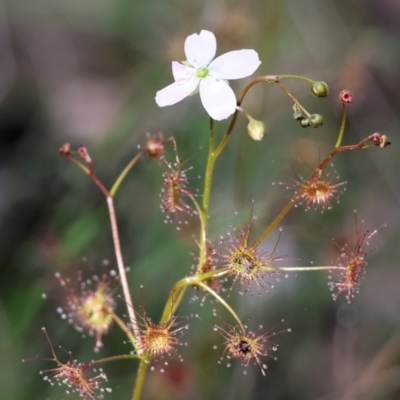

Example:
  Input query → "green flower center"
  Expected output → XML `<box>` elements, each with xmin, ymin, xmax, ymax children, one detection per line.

<box><xmin>196</xmin><ymin>67</ymin><xmax>209</xmax><ymax>78</ymax></box>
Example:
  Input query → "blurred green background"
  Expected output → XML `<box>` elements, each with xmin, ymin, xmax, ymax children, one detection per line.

<box><xmin>1</xmin><ymin>0</ymin><xmax>400</xmax><ymax>399</ymax></box>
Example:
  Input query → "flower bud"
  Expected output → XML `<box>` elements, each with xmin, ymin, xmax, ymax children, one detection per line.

<box><xmin>309</xmin><ymin>114</ymin><xmax>324</xmax><ymax>128</ymax></box>
<box><xmin>59</xmin><ymin>143</ymin><xmax>71</xmax><ymax>156</ymax></box>
<box><xmin>379</xmin><ymin>134</ymin><xmax>391</xmax><ymax>148</ymax></box>
<box><xmin>300</xmin><ymin>118</ymin><xmax>311</xmax><ymax>128</ymax></box>
<box><xmin>77</xmin><ymin>146</ymin><xmax>92</xmax><ymax>163</ymax></box>
<box><xmin>311</xmin><ymin>81</ymin><xmax>329</xmax><ymax>98</ymax></box>
<box><xmin>369</xmin><ymin>132</ymin><xmax>391</xmax><ymax>148</ymax></box>
<box><xmin>339</xmin><ymin>90</ymin><xmax>353</xmax><ymax>104</ymax></box>
<box><xmin>247</xmin><ymin>120</ymin><xmax>267</xmax><ymax>141</ymax></box>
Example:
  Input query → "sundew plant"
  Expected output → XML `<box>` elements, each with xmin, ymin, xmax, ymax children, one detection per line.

<box><xmin>26</xmin><ymin>30</ymin><xmax>391</xmax><ymax>400</ymax></box>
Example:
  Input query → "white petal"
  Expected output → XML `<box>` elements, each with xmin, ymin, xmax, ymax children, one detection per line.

<box><xmin>209</xmin><ymin>50</ymin><xmax>261</xmax><ymax>80</ymax></box>
<box><xmin>172</xmin><ymin>61</ymin><xmax>195</xmax><ymax>84</ymax></box>
<box><xmin>184</xmin><ymin>30</ymin><xmax>216</xmax><ymax>68</ymax></box>
<box><xmin>155</xmin><ymin>78</ymin><xmax>199</xmax><ymax>107</ymax></box>
<box><xmin>199</xmin><ymin>76</ymin><xmax>237</xmax><ymax>120</ymax></box>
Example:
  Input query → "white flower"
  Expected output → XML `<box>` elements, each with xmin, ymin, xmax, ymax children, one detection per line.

<box><xmin>155</xmin><ymin>30</ymin><xmax>261</xmax><ymax>121</ymax></box>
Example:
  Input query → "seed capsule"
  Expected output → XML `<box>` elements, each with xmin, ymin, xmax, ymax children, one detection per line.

<box><xmin>300</xmin><ymin>118</ymin><xmax>311</xmax><ymax>128</ymax></box>
<box><xmin>309</xmin><ymin>114</ymin><xmax>324</xmax><ymax>128</ymax></box>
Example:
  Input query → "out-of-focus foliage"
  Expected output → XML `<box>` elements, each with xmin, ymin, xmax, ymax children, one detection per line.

<box><xmin>1</xmin><ymin>0</ymin><xmax>400</xmax><ymax>399</ymax></box>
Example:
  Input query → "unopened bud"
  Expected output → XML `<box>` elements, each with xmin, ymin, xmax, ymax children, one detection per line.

<box><xmin>247</xmin><ymin>120</ymin><xmax>267</xmax><ymax>141</ymax></box>
<box><xmin>366</xmin><ymin>132</ymin><xmax>391</xmax><ymax>148</ymax></box>
<box><xmin>309</xmin><ymin>114</ymin><xmax>324</xmax><ymax>128</ymax></box>
<box><xmin>77</xmin><ymin>146</ymin><xmax>92</xmax><ymax>163</ymax></box>
<box><xmin>311</xmin><ymin>81</ymin><xmax>329</xmax><ymax>98</ymax></box>
<box><xmin>300</xmin><ymin>118</ymin><xmax>311</xmax><ymax>128</ymax></box>
<box><xmin>379</xmin><ymin>134</ymin><xmax>391</xmax><ymax>148</ymax></box>
<box><xmin>59</xmin><ymin>143</ymin><xmax>71</xmax><ymax>156</ymax></box>
<box><xmin>369</xmin><ymin>132</ymin><xmax>381</xmax><ymax>145</ymax></box>
<box><xmin>339</xmin><ymin>90</ymin><xmax>353</xmax><ymax>104</ymax></box>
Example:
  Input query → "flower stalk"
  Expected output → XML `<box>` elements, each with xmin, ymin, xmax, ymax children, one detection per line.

<box><xmin>60</xmin><ymin>147</ymin><xmax>141</xmax><ymax>348</ymax></box>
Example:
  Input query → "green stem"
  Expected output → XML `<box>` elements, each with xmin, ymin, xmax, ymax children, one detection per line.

<box><xmin>132</xmin><ymin>359</ymin><xmax>149</xmax><ymax>400</ymax></box>
<box><xmin>64</xmin><ymin>155</ymin><xmax>90</xmax><ymax>175</ymax></box>
<box><xmin>197</xmin><ymin>119</ymin><xmax>216</xmax><ymax>272</ymax></box>
<box><xmin>160</xmin><ymin>269</ymin><xmax>230</xmax><ymax>323</ymax></box>
<box><xmin>160</xmin><ymin>276</ymin><xmax>199</xmax><ymax>322</ymax></box>
<box><xmin>236</xmin><ymin>106</ymin><xmax>253</xmax><ymax>121</ymax></box>
<box><xmin>196</xmin><ymin>281</ymin><xmax>245</xmax><ymax>333</ymax></box>
<box><xmin>160</xmin><ymin>271</ymin><xmax>243</xmax><ymax>332</ymax></box>
<box><xmin>275</xmin><ymin>80</ymin><xmax>311</xmax><ymax>118</ymax></box>
<box><xmin>197</xmin><ymin>268</ymin><xmax>230</xmax><ymax>281</ymax></box>
<box><xmin>188</xmin><ymin>194</ymin><xmax>207</xmax><ymax>271</ymax></box>
<box><xmin>277</xmin><ymin>74</ymin><xmax>315</xmax><ymax>84</ymax></box>
<box><xmin>90</xmin><ymin>354</ymin><xmax>139</xmax><ymax>366</ymax></box>
<box><xmin>250</xmin><ymin>195</ymin><xmax>299</xmax><ymax>250</ymax></box>
<box><xmin>112</xmin><ymin>311</ymin><xmax>137</xmax><ymax>351</ymax></box>
<box><xmin>275</xmin><ymin>266</ymin><xmax>344</xmax><ymax>272</ymax></box>
<box><xmin>110</xmin><ymin>149</ymin><xmax>147</xmax><ymax>196</ymax></box>
<box><xmin>335</xmin><ymin>103</ymin><xmax>347</xmax><ymax>148</ymax></box>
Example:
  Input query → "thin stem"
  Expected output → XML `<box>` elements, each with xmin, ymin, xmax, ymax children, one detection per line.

<box><xmin>160</xmin><ymin>269</ymin><xmax>229</xmax><ymax>323</ymax></box>
<box><xmin>197</xmin><ymin>267</ymin><xmax>230</xmax><ymax>281</ymax></box>
<box><xmin>275</xmin><ymin>80</ymin><xmax>311</xmax><ymax>117</ymax></box>
<box><xmin>91</xmin><ymin>173</ymin><xmax>111</xmax><ymax>198</ymax></box>
<box><xmin>250</xmin><ymin>196</ymin><xmax>298</xmax><ymax>250</ymax></box>
<box><xmin>41</xmin><ymin>327</ymin><xmax>58</xmax><ymax>360</ymax></box>
<box><xmin>62</xmin><ymin>153</ymin><xmax>109</xmax><ymax>198</ymax></box>
<box><xmin>277</xmin><ymin>74</ymin><xmax>315</xmax><ymax>84</ymax></box>
<box><xmin>196</xmin><ymin>281</ymin><xmax>245</xmax><ymax>333</ymax></box>
<box><xmin>90</xmin><ymin>354</ymin><xmax>139</xmax><ymax>366</ymax></box>
<box><xmin>202</xmin><ymin>118</ymin><xmax>215</xmax><ymax>215</ymax></box>
<box><xmin>107</xmin><ymin>197</ymin><xmax>140</xmax><ymax>346</ymax></box>
<box><xmin>111</xmin><ymin>311</ymin><xmax>137</xmax><ymax>350</ymax></box>
<box><xmin>110</xmin><ymin>149</ymin><xmax>147</xmax><ymax>196</ymax></box>
<box><xmin>197</xmin><ymin>119</ymin><xmax>215</xmax><ymax>272</ymax></box>
<box><xmin>160</xmin><ymin>275</ymin><xmax>199</xmax><ymax>322</ymax></box>
<box><xmin>188</xmin><ymin>194</ymin><xmax>207</xmax><ymax>267</ymax></box>
<box><xmin>132</xmin><ymin>359</ymin><xmax>149</xmax><ymax>400</ymax></box>
<box><xmin>236</xmin><ymin>106</ymin><xmax>253</xmax><ymax>121</ymax></box>
<box><xmin>276</xmin><ymin>266</ymin><xmax>344</xmax><ymax>272</ymax></box>
<box><xmin>64</xmin><ymin>155</ymin><xmax>90</xmax><ymax>175</ymax></box>
<box><xmin>163</xmin><ymin>286</ymin><xmax>188</xmax><ymax>323</ymax></box>
<box><xmin>335</xmin><ymin>103</ymin><xmax>347</xmax><ymax>148</ymax></box>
